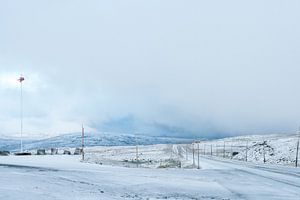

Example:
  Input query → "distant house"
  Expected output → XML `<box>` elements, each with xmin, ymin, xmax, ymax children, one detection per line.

<box><xmin>37</xmin><ymin>149</ymin><xmax>46</xmax><ymax>155</ymax></box>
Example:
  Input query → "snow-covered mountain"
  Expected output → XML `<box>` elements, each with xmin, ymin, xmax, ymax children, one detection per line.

<box><xmin>0</xmin><ymin>132</ymin><xmax>193</xmax><ymax>152</ymax></box>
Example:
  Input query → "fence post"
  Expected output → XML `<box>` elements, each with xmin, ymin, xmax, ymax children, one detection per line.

<box><xmin>296</xmin><ymin>128</ymin><xmax>300</xmax><ymax>167</ymax></box>
<box><xmin>296</xmin><ymin>140</ymin><xmax>299</xmax><ymax>167</ymax></box>
<box><xmin>245</xmin><ymin>141</ymin><xmax>248</xmax><ymax>162</ymax></box>
<box><xmin>197</xmin><ymin>143</ymin><xmax>200</xmax><ymax>169</ymax></box>
<box><xmin>192</xmin><ymin>143</ymin><xmax>195</xmax><ymax>166</ymax></box>
<box><xmin>230</xmin><ymin>143</ymin><xmax>233</xmax><ymax>159</ymax></box>
<box><xmin>186</xmin><ymin>144</ymin><xmax>188</xmax><ymax>161</ymax></box>
<box><xmin>263</xmin><ymin>146</ymin><xmax>266</xmax><ymax>164</ymax></box>
<box><xmin>136</xmin><ymin>144</ymin><xmax>139</xmax><ymax>168</ymax></box>
<box><xmin>81</xmin><ymin>124</ymin><xmax>85</xmax><ymax>161</ymax></box>
<box><xmin>223</xmin><ymin>141</ymin><xmax>225</xmax><ymax>158</ymax></box>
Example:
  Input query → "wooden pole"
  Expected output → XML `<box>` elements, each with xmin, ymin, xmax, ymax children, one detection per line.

<box><xmin>192</xmin><ymin>143</ymin><xmax>195</xmax><ymax>166</ymax></box>
<box><xmin>263</xmin><ymin>146</ymin><xmax>266</xmax><ymax>164</ymax></box>
<box><xmin>81</xmin><ymin>124</ymin><xmax>85</xmax><ymax>161</ymax></box>
<box><xmin>296</xmin><ymin>128</ymin><xmax>300</xmax><ymax>167</ymax></box>
<box><xmin>197</xmin><ymin>143</ymin><xmax>200</xmax><ymax>169</ymax></box>
<box><xmin>223</xmin><ymin>141</ymin><xmax>225</xmax><ymax>158</ymax></box>
<box><xmin>136</xmin><ymin>135</ymin><xmax>139</xmax><ymax>168</ymax></box>
<box><xmin>136</xmin><ymin>145</ymin><xmax>139</xmax><ymax>166</ymax></box>
<box><xmin>245</xmin><ymin>141</ymin><xmax>248</xmax><ymax>162</ymax></box>
<box><xmin>186</xmin><ymin>144</ymin><xmax>188</xmax><ymax>160</ymax></box>
<box><xmin>230</xmin><ymin>143</ymin><xmax>233</xmax><ymax>159</ymax></box>
<box><xmin>296</xmin><ymin>139</ymin><xmax>299</xmax><ymax>167</ymax></box>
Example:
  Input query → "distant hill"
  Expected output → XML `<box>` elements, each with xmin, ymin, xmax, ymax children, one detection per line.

<box><xmin>0</xmin><ymin>132</ymin><xmax>193</xmax><ymax>152</ymax></box>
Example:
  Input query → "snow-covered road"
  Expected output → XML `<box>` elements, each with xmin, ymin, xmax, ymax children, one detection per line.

<box><xmin>0</xmin><ymin>155</ymin><xmax>299</xmax><ymax>200</ymax></box>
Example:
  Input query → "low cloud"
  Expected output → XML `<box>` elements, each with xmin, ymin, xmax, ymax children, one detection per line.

<box><xmin>1</xmin><ymin>0</ymin><xmax>300</xmax><ymax>138</ymax></box>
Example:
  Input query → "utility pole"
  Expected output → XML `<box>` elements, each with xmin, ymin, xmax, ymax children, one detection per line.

<box><xmin>197</xmin><ymin>142</ymin><xmax>200</xmax><ymax>169</ymax></box>
<box><xmin>136</xmin><ymin>135</ymin><xmax>139</xmax><ymax>167</ymax></box>
<box><xmin>210</xmin><ymin>144</ymin><xmax>213</xmax><ymax>156</ymax></box>
<box><xmin>186</xmin><ymin>144</ymin><xmax>188</xmax><ymax>160</ymax></box>
<box><xmin>18</xmin><ymin>75</ymin><xmax>25</xmax><ymax>153</ymax></box>
<box><xmin>136</xmin><ymin>145</ymin><xmax>139</xmax><ymax>167</ymax></box>
<box><xmin>245</xmin><ymin>140</ymin><xmax>248</xmax><ymax>162</ymax></box>
<box><xmin>81</xmin><ymin>124</ymin><xmax>85</xmax><ymax>161</ymax></box>
<box><xmin>223</xmin><ymin>141</ymin><xmax>226</xmax><ymax>158</ymax></box>
<box><xmin>192</xmin><ymin>143</ymin><xmax>195</xmax><ymax>166</ymax></box>
<box><xmin>296</xmin><ymin>127</ymin><xmax>300</xmax><ymax>167</ymax></box>
<box><xmin>204</xmin><ymin>144</ymin><xmax>206</xmax><ymax>155</ymax></box>
<box><xmin>230</xmin><ymin>143</ymin><xmax>233</xmax><ymax>159</ymax></box>
<box><xmin>263</xmin><ymin>145</ymin><xmax>266</xmax><ymax>164</ymax></box>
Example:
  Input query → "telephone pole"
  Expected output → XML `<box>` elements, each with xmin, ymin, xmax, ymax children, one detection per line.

<box><xmin>223</xmin><ymin>141</ymin><xmax>226</xmax><ymax>158</ymax></box>
<box><xmin>81</xmin><ymin>124</ymin><xmax>85</xmax><ymax>161</ymax></box>
<box><xmin>296</xmin><ymin>127</ymin><xmax>300</xmax><ymax>167</ymax></box>
<box><xmin>192</xmin><ymin>143</ymin><xmax>195</xmax><ymax>166</ymax></box>
<box><xmin>245</xmin><ymin>140</ymin><xmax>248</xmax><ymax>162</ymax></box>
<box><xmin>18</xmin><ymin>75</ymin><xmax>25</xmax><ymax>153</ymax></box>
<box><xmin>136</xmin><ymin>134</ymin><xmax>139</xmax><ymax>167</ymax></box>
<box><xmin>186</xmin><ymin>144</ymin><xmax>188</xmax><ymax>160</ymax></box>
<box><xmin>197</xmin><ymin>142</ymin><xmax>200</xmax><ymax>169</ymax></box>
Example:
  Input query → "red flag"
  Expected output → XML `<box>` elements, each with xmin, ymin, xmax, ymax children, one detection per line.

<box><xmin>18</xmin><ymin>76</ymin><xmax>25</xmax><ymax>82</ymax></box>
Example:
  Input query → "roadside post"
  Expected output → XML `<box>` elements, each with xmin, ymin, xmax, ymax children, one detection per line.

<box><xmin>81</xmin><ymin>124</ymin><xmax>85</xmax><ymax>161</ymax></box>
<box><xmin>136</xmin><ymin>135</ymin><xmax>139</xmax><ymax>168</ymax></box>
<box><xmin>263</xmin><ymin>146</ymin><xmax>266</xmax><ymax>164</ymax></box>
<box><xmin>296</xmin><ymin>127</ymin><xmax>299</xmax><ymax>167</ymax></box>
<box><xmin>245</xmin><ymin>140</ymin><xmax>248</xmax><ymax>162</ymax></box>
<box><xmin>186</xmin><ymin>144</ymin><xmax>188</xmax><ymax>160</ymax></box>
<box><xmin>223</xmin><ymin>142</ymin><xmax>225</xmax><ymax>158</ymax></box>
<box><xmin>192</xmin><ymin>143</ymin><xmax>195</xmax><ymax>166</ymax></box>
<box><xmin>230</xmin><ymin>143</ymin><xmax>233</xmax><ymax>159</ymax></box>
<box><xmin>197</xmin><ymin>142</ymin><xmax>200</xmax><ymax>169</ymax></box>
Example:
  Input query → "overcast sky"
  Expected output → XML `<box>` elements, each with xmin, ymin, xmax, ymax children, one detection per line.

<box><xmin>0</xmin><ymin>0</ymin><xmax>300</xmax><ymax>138</ymax></box>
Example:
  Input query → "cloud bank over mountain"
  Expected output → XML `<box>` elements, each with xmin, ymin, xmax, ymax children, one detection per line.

<box><xmin>1</xmin><ymin>1</ymin><xmax>300</xmax><ymax>138</ymax></box>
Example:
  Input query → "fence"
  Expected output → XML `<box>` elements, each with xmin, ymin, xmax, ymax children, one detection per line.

<box><xmin>84</xmin><ymin>144</ymin><xmax>193</xmax><ymax>168</ymax></box>
<box><xmin>192</xmin><ymin>134</ymin><xmax>300</xmax><ymax>167</ymax></box>
<box><xmin>82</xmin><ymin>134</ymin><xmax>300</xmax><ymax>168</ymax></box>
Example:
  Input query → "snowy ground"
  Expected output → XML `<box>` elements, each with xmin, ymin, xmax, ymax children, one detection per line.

<box><xmin>84</xmin><ymin>144</ymin><xmax>192</xmax><ymax>168</ymax></box>
<box><xmin>3</xmin><ymin>133</ymin><xmax>298</xmax><ymax>167</ymax></box>
<box><xmin>0</xmin><ymin>154</ymin><xmax>300</xmax><ymax>200</ymax></box>
<box><xmin>198</xmin><ymin>134</ymin><xmax>300</xmax><ymax>166</ymax></box>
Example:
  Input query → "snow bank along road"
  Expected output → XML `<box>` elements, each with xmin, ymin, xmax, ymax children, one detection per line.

<box><xmin>0</xmin><ymin>155</ymin><xmax>299</xmax><ymax>200</ymax></box>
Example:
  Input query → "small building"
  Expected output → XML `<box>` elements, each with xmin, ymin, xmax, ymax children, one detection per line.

<box><xmin>51</xmin><ymin>148</ymin><xmax>58</xmax><ymax>155</ymax></box>
<box><xmin>37</xmin><ymin>149</ymin><xmax>46</xmax><ymax>155</ymax></box>
<box><xmin>0</xmin><ymin>151</ymin><xmax>10</xmax><ymax>156</ymax></box>
<box><xmin>74</xmin><ymin>148</ymin><xmax>83</xmax><ymax>155</ymax></box>
<box><xmin>63</xmin><ymin>150</ymin><xmax>71</xmax><ymax>155</ymax></box>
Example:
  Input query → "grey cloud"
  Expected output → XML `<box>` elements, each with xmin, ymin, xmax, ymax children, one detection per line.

<box><xmin>0</xmin><ymin>0</ymin><xmax>300</xmax><ymax>138</ymax></box>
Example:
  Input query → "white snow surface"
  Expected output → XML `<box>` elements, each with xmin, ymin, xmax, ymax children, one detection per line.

<box><xmin>1</xmin><ymin>152</ymin><xmax>300</xmax><ymax>200</ymax></box>
<box><xmin>198</xmin><ymin>133</ymin><xmax>300</xmax><ymax>166</ymax></box>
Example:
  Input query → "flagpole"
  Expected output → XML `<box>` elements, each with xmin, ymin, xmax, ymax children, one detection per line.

<box><xmin>18</xmin><ymin>75</ymin><xmax>25</xmax><ymax>153</ymax></box>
